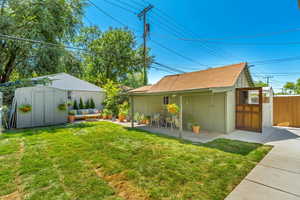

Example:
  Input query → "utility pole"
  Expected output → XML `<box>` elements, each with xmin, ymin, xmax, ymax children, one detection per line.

<box><xmin>137</xmin><ymin>4</ymin><xmax>154</xmax><ymax>85</ymax></box>
<box><xmin>264</xmin><ymin>75</ymin><xmax>273</xmax><ymax>86</ymax></box>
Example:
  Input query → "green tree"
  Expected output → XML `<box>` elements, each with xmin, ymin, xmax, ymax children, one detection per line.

<box><xmin>254</xmin><ymin>81</ymin><xmax>268</xmax><ymax>87</ymax></box>
<box><xmin>102</xmin><ymin>80</ymin><xmax>121</xmax><ymax>116</ymax></box>
<box><xmin>77</xmin><ymin>27</ymin><xmax>153</xmax><ymax>86</ymax></box>
<box><xmin>284</xmin><ymin>82</ymin><xmax>296</xmax><ymax>94</ymax></box>
<box><xmin>0</xmin><ymin>0</ymin><xmax>85</xmax><ymax>82</ymax></box>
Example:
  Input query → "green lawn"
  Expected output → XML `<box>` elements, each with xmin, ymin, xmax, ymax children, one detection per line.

<box><xmin>0</xmin><ymin>122</ymin><xmax>272</xmax><ymax>200</ymax></box>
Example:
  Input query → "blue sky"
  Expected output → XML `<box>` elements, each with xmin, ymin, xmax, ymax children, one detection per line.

<box><xmin>85</xmin><ymin>0</ymin><xmax>300</xmax><ymax>91</ymax></box>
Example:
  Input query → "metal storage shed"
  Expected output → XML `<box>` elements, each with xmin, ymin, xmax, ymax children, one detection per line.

<box><xmin>14</xmin><ymin>86</ymin><xmax>68</xmax><ymax>128</ymax></box>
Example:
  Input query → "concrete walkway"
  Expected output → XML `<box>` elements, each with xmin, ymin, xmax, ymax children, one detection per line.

<box><xmin>226</xmin><ymin>127</ymin><xmax>300</xmax><ymax>200</ymax></box>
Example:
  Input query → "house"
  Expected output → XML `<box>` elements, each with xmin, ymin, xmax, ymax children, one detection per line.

<box><xmin>11</xmin><ymin>73</ymin><xmax>105</xmax><ymax>128</ymax></box>
<box><xmin>129</xmin><ymin>63</ymin><xmax>271</xmax><ymax>133</ymax></box>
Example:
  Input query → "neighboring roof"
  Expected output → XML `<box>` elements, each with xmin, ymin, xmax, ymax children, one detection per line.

<box><xmin>130</xmin><ymin>85</ymin><xmax>152</xmax><ymax>93</ymax></box>
<box><xmin>34</xmin><ymin>73</ymin><xmax>103</xmax><ymax>92</ymax></box>
<box><xmin>130</xmin><ymin>63</ymin><xmax>252</xmax><ymax>94</ymax></box>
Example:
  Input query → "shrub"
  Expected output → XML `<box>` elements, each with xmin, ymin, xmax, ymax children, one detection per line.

<box><xmin>85</xmin><ymin>99</ymin><xmax>90</xmax><ymax>109</ymax></box>
<box><xmin>73</xmin><ymin>100</ymin><xmax>78</xmax><ymax>110</ymax></box>
<box><xmin>79</xmin><ymin>98</ymin><xmax>84</xmax><ymax>109</ymax></box>
<box><xmin>90</xmin><ymin>98</ymin><xmax>95</xmax><ymax>109</ymax></box>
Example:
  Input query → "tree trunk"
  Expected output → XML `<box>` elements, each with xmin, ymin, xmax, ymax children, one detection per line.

<box><xmin>0</xmin><ymin>52</ymin><xmax>16</xmax><ymax>83</ymax></box>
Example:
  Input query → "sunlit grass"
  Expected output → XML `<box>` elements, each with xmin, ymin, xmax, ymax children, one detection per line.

<box><xmin>0</xmin><ymin>122</ymin><xmax>272</xmax><ymax>200</ymax></box>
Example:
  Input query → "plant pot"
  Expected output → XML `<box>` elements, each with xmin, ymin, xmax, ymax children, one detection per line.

<box><xmin>68</xmin><ymin>115</ymin><xmax>75</xmax><ymax>123</ymax></box>
<box><xmin>192</xmin><ymin>126</ymin><xmax>201</xmax><ymax>134</ymax></box>
<box><xmin>119</xmin><ymin>115</ymin><xmax>126</xmax><ymax>122</ymax></box>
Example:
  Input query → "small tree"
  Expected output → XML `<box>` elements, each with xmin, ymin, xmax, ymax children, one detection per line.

<box><xmin>90</xmin><ymin>98</ymin><xmax>95</xmax><ymax>109</ymax></box>
<box><xmin>102</xmin><ymin>80</ymin><xmax>121</xmax><ymax>116</ymax></box>
<box><xmin>85</xmin><ymin>99</ymin><xmax>90</xmax><ymax>109</ymax></box>
<box><xmin>73</xmin><ymin>100</ymin><xmax>78</xmax><ymax>110</ymax></box>
<box><xmin>79</xmin><ymin>97</ymin><xmax>84</xmax><ymax>109</ymax></box>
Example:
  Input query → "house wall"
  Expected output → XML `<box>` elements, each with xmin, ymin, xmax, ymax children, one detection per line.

<box><xmin>133</xmin><ymin>91</ymin><xmax>226</xmax><ymax>133</ymax></box>
<box><xmin>225</xmin><ymin>69</ymin><xmax>253</xmax><ymax>133</ymax></box>
<box><xmin>70</xmin><ymin>91</ymin><xmax>105</xmax><ymax>109</ymax></box>
<box><xmin>235</xmin><ymin>69</ymin><xmax>250</xmax><ymax>88</ymax></box>
<box><xmin>15</xmin><ymin>86</ymin><xmax>68</xmax><ymax>128</ymax></box>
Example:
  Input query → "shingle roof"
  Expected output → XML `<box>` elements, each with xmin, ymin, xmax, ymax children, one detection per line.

<box><xmin>130</xmin><ymin>63</ymin><xmax>251</xmax><ymax>94</ymax></box>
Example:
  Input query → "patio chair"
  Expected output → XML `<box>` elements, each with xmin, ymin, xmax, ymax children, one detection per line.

<box><xmin>150</xmin><ymin>113</ymin><xmax>160</xmax><ymax>128</ymax></box>
<box><xmin>165</xmin><ymin>116</ymin><xmax>175</xmax><ymax>131</ymax></box>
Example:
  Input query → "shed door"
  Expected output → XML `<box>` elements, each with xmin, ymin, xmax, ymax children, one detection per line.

<box><xmin>236</xmin><ymin>88</ymin><xmax>262</xmax><ymax>132</ymax></box>
<box><xmin>33</xmin><ymin>91</ymin><xmax>45</xmax><ymax>126</ymax></box>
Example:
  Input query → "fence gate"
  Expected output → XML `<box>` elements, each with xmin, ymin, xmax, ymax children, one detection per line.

<box><xmin>236</xmin><ymin>87</ymin><xmax>263</xmax><ymax>132</ymax></box>
<box><xmin>273</xmin><ymin>96</ymin><xmax>300</xmax><ymax>127</ymax></box>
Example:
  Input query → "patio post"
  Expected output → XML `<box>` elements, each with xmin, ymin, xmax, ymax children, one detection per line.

<box><xmin>179</xmin><ymin>95</ymin><xmax>183</xmax><ymax>138</ymax></box>
<box><xmin>130</xmin><ymin>95</ymin><xmax>134</xmax><ymax>128</ymax></box>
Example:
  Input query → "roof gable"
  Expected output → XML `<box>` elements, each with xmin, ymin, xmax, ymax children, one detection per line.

<box><xmin>131</xmin><ymin>63</ymin><xmax>251</xmax><ymax>93</ymax></box>
<box><xmin>35</xmin><ymin>73</ymin><xmax>103</xmax><ymax>92</ymax></box>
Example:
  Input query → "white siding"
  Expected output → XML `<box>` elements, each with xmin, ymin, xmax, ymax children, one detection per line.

<box><xmin>70</xmin><ymin>91</ymin><xmax>105</xmax><ymax>109</ymax></box>
<box><xmin>235</xmin><ymin>70</ymin><xmax>250</xmax><ymax>88</ymax></box>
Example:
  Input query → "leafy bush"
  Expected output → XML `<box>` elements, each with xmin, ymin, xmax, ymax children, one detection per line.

<box><xmin>102</xmin><ymin>80</ymin><xmax>121</xmax><ymax>116</ymax></box>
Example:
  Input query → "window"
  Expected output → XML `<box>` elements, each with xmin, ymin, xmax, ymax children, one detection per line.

<box><xmin>163</xmin><ymin>96</ymin><xmax>169</xmax><ymax>105</ymax></box>
<box><xmin>237</xmin><ymin>90</ymin><xmax>259</xmax><ymax>105</ymax></box>
<box><xmin>67</xmin><ymin>91</ymin><xmax>72</xmax><ymax>100</ymax></box>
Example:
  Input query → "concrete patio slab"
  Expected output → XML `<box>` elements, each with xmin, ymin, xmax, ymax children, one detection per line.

<box><xmin>226</xmin><ymin>179</ymin><xmax>300</xmax><ymax>200</ymax></box>
<box><xmin>261</xmin><ymin>152</ymin><xmax>300</xmax><ymax>174</ymax></box>
<box><xmin>245</xmin><ymin>165</ymin><xmax>300</xmax><ymax>196</ymax></box>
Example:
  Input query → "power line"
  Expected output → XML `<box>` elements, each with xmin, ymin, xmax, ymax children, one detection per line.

<box><xmin>87</xmin><ymin>0</ymin><xmax>131</xmax><ymax>28</ymax></box>
<box><xmin>150</xmin><ymin>40</ymin><xmax>209</xmax><ymax>67</ymax></box>
<box><xmin>101</xmin><ymin>0</ymin><xmax>136</xmax><ymax>14</ymax></box>
<box><xmin>0</xmin><ymin>33</ymin><xmax>89</xmax><ymax>52</ymax></box>
<box><xmin>173</xmin><ymin>27</ymin><xmax>300</xmax><ymax>41</ymax></box>
<box><xmin>153</xmin><ymin>62</ymin><xmax>186</xmax><ymax>74</ymax></box>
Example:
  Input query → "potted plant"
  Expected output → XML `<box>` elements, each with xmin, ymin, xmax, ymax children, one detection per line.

<box><xmin>118</xmin><ymin>102</ymin><xmax>129</xmax><ymax>122</ymax></box>
<box><xmin>118</xmin><ymin>110</ymin><xmax>127</xmax><ymax>122</ymax></box>
<box><xmin>167</xmin><ymin>103</ymin><xmax>179</xmax><ymax>116</ymax></box>
<box><xmin>145</xmin><ymin>115</ymin><xmax>151</xmax><ymax>125</ymax></box>
<box><xmin>18</xmin><ymin>104</ymin><xmax>32</xmax><ymax>113</ymax></box>
<box><xmin>58</xmin><ymin>103</ymin><xmax>67</xmax><ymax>111</ymax></box>
<box><xmin>103</xmin><ymin>109</ymin><xmax>112</xmax><ymax>120</ymax></box>
<box><xmin>140</xmin><ymin>114</ymin><xmax>145</xmax><ymax>124</ymax></box>
<box><xmin>68</xmin><ymin>110</ymin><xmax>76</xmax><ymax>122</ymax></box>
<box><xmin>192</xmin><ymin>123</ymin><xmax>201</xmax><ymax>134</ymax></box>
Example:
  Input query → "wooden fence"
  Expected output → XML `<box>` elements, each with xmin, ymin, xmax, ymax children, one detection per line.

<box><xmin>273</xmin><ymin>96</ymin><xmax>300</xmax><ymax>127</ymax></box>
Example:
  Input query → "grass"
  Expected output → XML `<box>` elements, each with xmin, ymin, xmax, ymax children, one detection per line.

<box><xmin>0</xmin><ymin>121</ymin><xmax>272</xmax><ymax>200</ymax></box>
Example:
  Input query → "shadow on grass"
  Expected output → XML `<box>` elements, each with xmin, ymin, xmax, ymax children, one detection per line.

<box><xmin>1</xmin><ymin>122</ymin><xmax>97</xmax><ymax>139</ymax></box>
<box><xmin>126</xmin><ymin>127</ymin><xmax>266</xmax><ymax>156</ymax></box>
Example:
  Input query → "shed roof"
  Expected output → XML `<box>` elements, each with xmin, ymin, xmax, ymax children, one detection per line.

<box><xmin>35</xmin><ymin>73</ymin><xmax>103</xmax><ymax>92</ymax></box>
<box><xmin>130</xmin><ymin>63</ymin><xmax>252</xmax><ymax>94</ymax></box>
